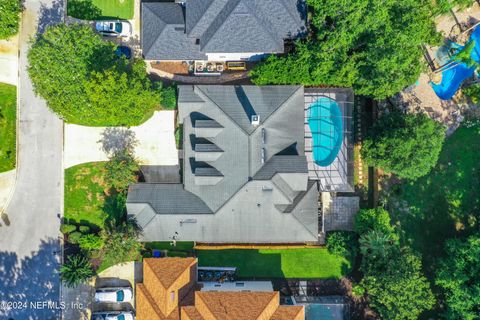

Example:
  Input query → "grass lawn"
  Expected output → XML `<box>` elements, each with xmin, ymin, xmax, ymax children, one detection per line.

<box><xmin>68</xmin><ymin>0</ymin><xmax>134</xmax><ymax>20</ymax></box>
<box><xmin>0</xmin><ymin>83</ymin><xmax>16</xmax><ymax>173</ymax></box>
<box><xmin>388</xmin><ymin>124</ymin><xmax>480</xmax><ymax>270</ymax></box>
<box><xmin>64</xmin><ymin>162</ymin><xmax>111</xmax><ymax>229</ymax></box>
<box><xmin>197</xmin><ymin>248</ymin><xmax>350</xmax><ymax>279</ymax></box>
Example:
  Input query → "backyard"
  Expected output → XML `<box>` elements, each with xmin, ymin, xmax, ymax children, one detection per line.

<box><xmin>0</xmin><ymin>83</ymin><xmax>16</xmax><ymax>173</ymax></box>
<box><xmin>387</xmin><ymin>122</ymin><xmax>480</xmax><ymax>271</ymax></box>
<box><xmin>197</xmin><ymin>248</ymin><xmax>350</xmax><ymax>279</ymax></box>
<box><xmin>67</xmin><ymin>0</ymin><xmax>134</xmax><ymax>20</ymax></box>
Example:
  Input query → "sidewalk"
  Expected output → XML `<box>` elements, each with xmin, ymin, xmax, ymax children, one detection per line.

<box><xmin>0</xmin><ymin>170</ymin><xmax>15</xmax><ymax>216</ymax></box>
<box><xmin>0</xmin><ymin>36</ymin><xmax>19</xmax><ymax>86</ymax></box>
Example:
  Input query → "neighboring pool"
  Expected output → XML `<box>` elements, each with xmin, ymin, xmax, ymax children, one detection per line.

<box><xmin>307</xmin><ymin>97</ymin><xmax>343</xmax><ymax>167</ymax></box>
<box><xmin>304</xmin><ymin>303</ymin><xmax>345</xmax><ymax>320</ymax></box>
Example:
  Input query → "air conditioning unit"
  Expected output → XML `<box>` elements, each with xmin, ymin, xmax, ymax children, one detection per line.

<box><xmin>251</xmin><ymin>115</ymin><xmax>260</xmax><ymax>126</ymax></box>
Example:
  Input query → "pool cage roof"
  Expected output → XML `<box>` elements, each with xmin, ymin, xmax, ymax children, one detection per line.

<box><xmin>304</xmin><ymin>88</ymin><xmax>354</xmax><ymax>193</ymax></box>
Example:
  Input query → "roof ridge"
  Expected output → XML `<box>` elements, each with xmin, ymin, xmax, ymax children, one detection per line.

<box><xmin>199</xmin><ymin>0</ymin><xmax>241</xmax><ymax>51</ymax></box>
<box><xmin>240</xmin><ymin>1</ymin><xmax>284</xmax><ymax>48</ymax></box>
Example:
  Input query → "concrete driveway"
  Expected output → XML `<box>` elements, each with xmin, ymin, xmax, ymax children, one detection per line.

<box><xmin>64</xmin><ymin>111</ymin><xmax>179</xmax><ymax>168</ymax></box>
<box><xmin>0</xmin><ymin>0</ymin><xmax>64</xmax><ymax>319</ymax></box>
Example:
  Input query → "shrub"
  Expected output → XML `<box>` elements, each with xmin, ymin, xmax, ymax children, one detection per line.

<box><xmin>160</xmin><ymin>85</ymin><xmax>177</xmax><ymax>110</ymax></box>
<box><xmin>326</xmin><ymin>231</ymin><xmax>357</xmax><ymax>259</ymax></box>
<box><xmin>0</xmin><ymin>0</ymin><xmax>22</xmax><ymax>39</ymax></box>
<box><xmin>351</xmin><ymin>283</ymin><xmax>365</xmax><ymax>297</ymax></box>
<box><xmin>68</xmin><ymin>231</ymin><xmax>83</xmax><ymax>244</ymax></box>
<box><xmin>60</xmin><ymin>224</ymin><xmax>77</xmax><ymax>234</ymax></box>
<box><xmin>78</xmin><ymin>234</ymin><xmax>104</xmax><ymax>252</ymax></box>
<box><xmin>105</xmin><ymin>150</ymin><xmax>139</xmax><ymax>191</ymax></box>
<box><xmin>355</xmin><ymin>208</ymin><xmax>396</xmax><ymax>236</ymax></box>
<box><xmin>60</xmin><ymin>254</ymin><xmax>94</xmax><ymax>288</ymax></box>
<box><xmin>79</xmin><ymin>225</ymin><xmax>90</xmax><ymax>234</ymax></box>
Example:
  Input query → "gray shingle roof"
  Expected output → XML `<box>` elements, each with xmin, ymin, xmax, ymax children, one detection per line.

<box><xmin>253</xmin><ymin>155</ymin><xmax>308</xmax><ymax>180</ymax></box>
<box><xmin>127</xmin><ymin>184</ymin><xmax>212</xmax><ymax>214</ymax></box>
<box><xmin>127</xmin><ymin>85</ymin><xmax>319</xmax><ymax>243</ymax></box>
<box><xmin>141</xmin><ymin>0</ymin><xmax>306</xmax><ymax>60</ymax></box>
<box><xmin>141</xmin><ymin>3</ymin><xmax>207</xmax><ymax>60</ymax></box>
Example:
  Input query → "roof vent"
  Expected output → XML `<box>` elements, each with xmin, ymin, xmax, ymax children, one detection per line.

<box><xmin>261</xmin><ymin>148</ymin><xmax>265</xmax><ymax>164</ymax></box>
<box><xmin>251</xmin><ymin>115</ymin><xmax>260</xmax><ymax>126</ymax></box>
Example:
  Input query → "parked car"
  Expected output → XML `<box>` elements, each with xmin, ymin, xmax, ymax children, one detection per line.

<box><xmin>94</xmin><ymin>287</ymin><xmax>133</xmax><ymax>303</ymax></box>
<box><xmin>115</xmin><ymin>46</ymin><xmax>132</xmax><ymax>59</ymax></box>
<box><xmin>91</xmin><ymin>311</ymin><xmax>134</xmax><ymax>320</ymax></box>
<box><xmin>95</xmin><ymin>21</ymin><xmax>132</xmax><ymax>37</ymax></box>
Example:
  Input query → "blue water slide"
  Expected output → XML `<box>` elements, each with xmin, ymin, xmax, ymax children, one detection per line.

<box><xmin>431</xmin><ymin>27</ymin><xmax>480</xmax><ymax>100</ymax></box>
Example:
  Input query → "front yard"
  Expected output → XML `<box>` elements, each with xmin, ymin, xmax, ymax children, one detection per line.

<box><xmin>197</xmin><ymin>248</ymin><xmax>351</xmax><ymax>279</ymax></box>
<box><xmin>0</xmin><ymin>83</ymin><xmax>16</xmax><ymax>173</ymax></box>
<box><xmin>67</xmin><ymin>0</ymin><xmax>134</xmax><ymax>20</ymax></box>
<box><xmin>64</xmin><ymin>162</ymin><xmax>112</xmax><ymax>229</ymax></box>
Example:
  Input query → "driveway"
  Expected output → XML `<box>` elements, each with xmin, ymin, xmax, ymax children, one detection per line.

<box><xmin>0</xmin><ymin>0</ymin><xmax>64</xmax><ymax>319</ymax></box>
<box><xmin>64</xmin><ymin>111</ymin><xmax>179</xmax><ymax>168</ymax></box>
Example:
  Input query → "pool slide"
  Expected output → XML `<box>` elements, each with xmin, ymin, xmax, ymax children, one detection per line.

<box><xmin>431</xmin><ymin>26</ymin><xmax>480</xmax><ymax>100</ymax></box>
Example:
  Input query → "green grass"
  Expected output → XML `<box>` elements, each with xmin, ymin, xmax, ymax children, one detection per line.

<box><xmin>389</xmin><ymin>124</ymin><xmax>480</xmax><ymax>270</ymax></box>
<box><xmin>197</xmin><ymin>248</ymin><xmax>350</xmax><ymax>279</ymax></box>
<box><xmin>0</xmin><ymin>83</ymin><xmax>16</xmax><ymax>173</ymax></box>
<box><xmin>68</xmin><ymin>0</ymin><xmax>134</xmax><ymax>20</ymax></box>
<box><xmin>144</xmin><ymin>241</ymin><xmax>195</xmax><ymax>252</ymax></box>
<box><xmin>64</xmin><ymin>162</ymin><xmax>110</xmax><ymax>229</ymax></box>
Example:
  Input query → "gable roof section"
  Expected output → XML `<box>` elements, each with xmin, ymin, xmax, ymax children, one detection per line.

<box><xmin>127</xmin><ymin>184</ymin><xmax>212</xmax><ymax>215</ymax></box>
<box><xmin>141</xmin><ymin>3</ymin><xmax>207</xmax><ymax>60</ymax></box>
<box><xmin>195</xmin><ymin>85</ymin><xmax>300</xmax><ymax>134</ymax></box>
<box><xmin>194</xmin><ymin>291</ymin><xmax>279</xmax><ymax>319</ymax></box>
<box><xmin>271</xmin><ymin>306</ymin><xmax>305</xmax><ymax>320</ymax></box>
<box><xmin>253</xmin><ymin>155</ymin><xmax>308</xmax><ymax>180</ymax></box>
<box><xmin>144</xmin><ymin>258</ymin><xmax>197</xmax><ymax>289</ymax></box>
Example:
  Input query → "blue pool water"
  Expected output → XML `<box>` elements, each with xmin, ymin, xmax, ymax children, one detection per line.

<box><xmin>431</xmin><ymin>27</ymin><xmax>480</xmax><ymax>100</ymax></box>
<box><xmin>304</xmin><ymin>303</ymin><xmax>345</xmax><ymax>320</ymax></box>
<box><xmin>307</xmin><ymin>97</ymin><xmax>343</xmax><ymax>167</ymax></box>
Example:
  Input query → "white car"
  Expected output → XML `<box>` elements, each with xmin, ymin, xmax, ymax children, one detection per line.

<box><xmin>94</xmin><ymin>287</ymin><xmax>133</xmax><ymax>303</ymax></box>
<box><xmin>95</xmin><ymin>21</ymin><xmax>132</xmax><ymax>37</ymax></box>
<box><xmin>91</xmin><ymin>311</ymin><xmax>134</xmax><ymax>320</ymax></box>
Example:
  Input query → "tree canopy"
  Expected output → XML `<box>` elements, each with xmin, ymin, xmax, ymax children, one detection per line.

<box><xmin>0</xmin><ymin>0</ymin><xmax>21</xmax><ymax>39</ymax></box>
<box><xmin>250</xmin><ymin>0</ymin><xmax>441</xmax><ymax>99</ymax></box>
<box><xmin>361</xmin><ymin>112</ymin><xmax>445</xmax><ymax>180</ymax></box>
<box><xmin>355</xmin><ymin>207</ymin><xmax>434</xmax><ymax>319</ymax></box>
<box><xmin>436</xmin><ymin>234</ymin><xmax>480</xmax><ymax>320</ymax></box>
<box><xmin>28</xmin><ymin>24</ymin><xmax>169</xmax><ymax>126</ymax></box>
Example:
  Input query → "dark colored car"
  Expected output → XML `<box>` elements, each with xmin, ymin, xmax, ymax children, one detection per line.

<box><xmin>115</xmin><ymin>46</ymin><xmax>132</xmax><ymax>59</ymax></box>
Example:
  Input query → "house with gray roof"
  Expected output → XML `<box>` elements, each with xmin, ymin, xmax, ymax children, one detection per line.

<box><xmin>127</xmin><ymin>85</ymin><xmax>320</xmax><ymax>243</ymax></box>
<box><xmin>141</xmin><ymin>0</ymin><xmax>307</xmax><ymax>61</ymax></box>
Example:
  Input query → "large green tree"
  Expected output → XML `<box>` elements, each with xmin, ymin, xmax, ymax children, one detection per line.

<box><xmin>251</xmin><ymin>0</ymin><xmax>440</xmax><ymax>99</ymax></box>
<box><xmin>355</xmin><ymin>207</ymin><xmax>434</xmax><ymax>319</ymax></box>
<box><xmin>361</xmin><ymin>112</ymin><xmax>445</xmax><ymax>180</ymax></box>
<box><xmin>0</xmin><ymin>0</ymin><xmax>21</xmax><ymax>39</ymax></box>
<box><xmin>362</xmin><ymin>248</ymin><xmax>435</xmax><ymax>320</ymax></box>
<box><xmin>28</xmin><ymin>24</ymin><xmax>165</xmax><ymax>126</ymax></box>
<box><xmin>436</xmin><ymin>234</ymin><xmax>480</xmax><ymax>320</ymax></box>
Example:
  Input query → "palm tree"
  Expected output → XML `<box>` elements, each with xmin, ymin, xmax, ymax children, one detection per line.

<box><xmin>60</xmin><ymin>254</ymin><xmax>94</xmax><ymax>288</ymax></box>
<box><xmin>359</xmin><ymin>230</ymin><xmax>394</xmax><ymax>260</ymax></box>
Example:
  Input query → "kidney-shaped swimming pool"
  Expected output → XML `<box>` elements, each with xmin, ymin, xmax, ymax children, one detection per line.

<box><xmin>307</xmin><ymin>97</ymin><xmax>343</xmax><ymax>167</ymax></box>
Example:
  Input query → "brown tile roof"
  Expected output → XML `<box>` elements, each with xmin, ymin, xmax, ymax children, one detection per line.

<box><xmin>136</xmin><ymin>283</ymin><xmax>165</xmax><ymax>320</ymax></box>
<box><xmin>271</xmin><ymin>306</ymin><xmax>305</xmax><ymax>320</ymax></box>
<box><xmin>181</xmin><ymin>306</ymin><xmax>205</xmax><ymax>320</ymax></box>
<box><xmin>194</xmin><ymin>291</ymin><xmax>279</xmax><ymax>320</ymax></box>
<box><xmin>144</xmin><ymin>257</ymin><xmax>197</xmax><ymax>289</ymax></box>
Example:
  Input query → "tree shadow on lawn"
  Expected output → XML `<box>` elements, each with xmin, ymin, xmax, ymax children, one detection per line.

<box><xmin>387</xmin><ymin>126</ymin><xmax>480</xmax><ymax>272</ymax></box>
<box><xmin>67</xmin><ymin>0</ymin><xmax>101</xmax><ymax>20</ymax></box>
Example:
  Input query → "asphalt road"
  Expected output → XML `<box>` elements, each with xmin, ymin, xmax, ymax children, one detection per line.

<box><xmin>0</xmin><ymin>0</ymin><xmax>64</xmax><ymax>319</ymax></box>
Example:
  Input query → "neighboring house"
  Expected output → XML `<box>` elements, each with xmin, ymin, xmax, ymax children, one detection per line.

<box><xmin>127</xmin><ymin>85</ymin><xmax>319</xmax><ymax>243</ymax></box>
<box><xmin>141</xmin><ymin>0</ymin><xmax>307</xmax><ymax>61</ymax></box>
<box><xmin>136</xmin><ymin>257</ymin><xmax>305</xmax><ymax>320</ymax></box>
